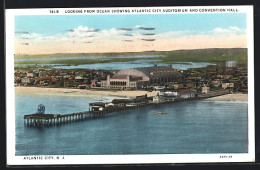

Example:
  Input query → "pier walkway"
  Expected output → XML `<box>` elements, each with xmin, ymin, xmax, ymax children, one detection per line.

<box><xmin>24</xmin><ymin>89</ymin><xmax>230</xmax><ymax>127</ymax></box>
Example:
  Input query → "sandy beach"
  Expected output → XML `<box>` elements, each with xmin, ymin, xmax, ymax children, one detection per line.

<box><xmin>15</xmin><ymin>86</ymin><xmax>248</xmax><ymax>101</ymax></box>
<box><xmin>15</xmin><ymin>86</ymin><xmax>158</xmax><ymax>98</ymax></box>
<box><xmin>205</xmin><ymin>93</ymin><xmax>248</xmax><ymax>101</ymax></box>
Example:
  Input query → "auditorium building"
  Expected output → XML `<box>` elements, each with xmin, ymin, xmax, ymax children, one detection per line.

<box><xmin>101</xmin><ymin>65</ymin><xmax>183</xmax><ymax>89</ymax></box>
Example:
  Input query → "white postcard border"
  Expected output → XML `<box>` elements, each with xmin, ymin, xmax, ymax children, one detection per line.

<box><xmin>6</xmin><ymin>6</ymin><xmax>255</xmax><ymax>165</ymax></box>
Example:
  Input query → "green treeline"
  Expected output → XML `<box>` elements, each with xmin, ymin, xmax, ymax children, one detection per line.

<box><xmin>15</xmin><ymin>48</ymin><xmax>247</xmax><ymax>67</ymax></box>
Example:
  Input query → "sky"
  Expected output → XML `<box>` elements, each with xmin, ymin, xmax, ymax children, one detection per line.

<box><xmin>14</xmin><ymin>13</ymin><xmax>247</xmax><ymax>54</ymax></box>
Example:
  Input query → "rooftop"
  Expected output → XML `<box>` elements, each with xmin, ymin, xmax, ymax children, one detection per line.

<box><xmin>136</xmin><ymin>66</ymin><xmax>181</xmax><ymax>77</ymax></box>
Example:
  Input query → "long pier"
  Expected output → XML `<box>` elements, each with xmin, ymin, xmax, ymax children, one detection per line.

<box><xmin>24</xmin><ymin>89</ymin><xmax>230</xmax><ymax>127</ymax></box>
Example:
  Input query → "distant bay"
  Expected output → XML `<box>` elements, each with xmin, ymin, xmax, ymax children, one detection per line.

<box><xmin>15</xmin><ymin>58</ymin><xmax>212</xmax><ymax>70</ymax></box>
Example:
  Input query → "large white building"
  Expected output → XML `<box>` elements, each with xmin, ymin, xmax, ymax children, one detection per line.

<box><xmin>101</xmin><ymin>66</ymin><xmax>182</xmax><ymax>89</ymax></box>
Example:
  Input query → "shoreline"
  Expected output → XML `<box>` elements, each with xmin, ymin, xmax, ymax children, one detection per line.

<box><xmin>204</xmin><ymin>93</ymin><xmax>247</xmax><ymax>101</ymax></box>
<box><xmin>15</xmin><ymin>86</ymin><xmax>158</xmax><ymax>98</ymax></box>
<box><xmin>15</xmin><ymin>86</ymin><xmax>248</xmax><ymax>101</ymax></box>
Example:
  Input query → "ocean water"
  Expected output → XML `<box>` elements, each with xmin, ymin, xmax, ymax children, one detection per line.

<box><xmin>15</xmin><ymin>93</ymin><xmax>248</xmax><ymax>155</ymax></box>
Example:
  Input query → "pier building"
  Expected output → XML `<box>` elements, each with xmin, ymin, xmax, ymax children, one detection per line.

<box><xmin>101</xmin><ymin>65</ymin><xmax>182</xmax><ymax>89</ymax></box>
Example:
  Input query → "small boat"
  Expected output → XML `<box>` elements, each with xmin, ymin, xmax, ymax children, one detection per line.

<box><xmin>156</xmin><ymin>112</ymin><xmax>168</xmax><ymax>115</ymax></box>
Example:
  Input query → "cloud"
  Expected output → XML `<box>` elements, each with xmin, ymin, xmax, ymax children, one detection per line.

<box><xmin>99</xmin><ymin>28</ymin><xmax>120</xmax><ymax>38</ymax></box>
<box><xmin>16</xmin><ymin>33</ymin><xmax>42</xmax><ymax>39</ymax></box>
<box><xmin>62</xmin><ymin>26</ymin><xmax>125</xmax><ymax>42</ymax></box>
<box><xmin>211</xmin><ymin>26</ymin><xmax>246</xmax><ymax>35</ymax></box>
<box><xmin>156</xmin><ymin>26</ymin><xmax>246</xmax><ymax>40</ymax></box>
<box><xmin>66</xmin><ymin>26</ymin><xmax>90</xmax><ymax>38</ymax></box>
<box><xmin>76</xmin><ymin>26</ymin><xmax>89</xmax><ymax>32</ymax></box>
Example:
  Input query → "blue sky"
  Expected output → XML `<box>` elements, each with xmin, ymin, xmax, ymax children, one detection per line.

<box><xmin>15</xmin><ymin>14</ymin><xmax>246</xmax><ymax>35</ymax></box>
<box><xmin>14</xmin><ymin>13</ymin><xmax>247</xmax><ymax>54</ymax></box>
